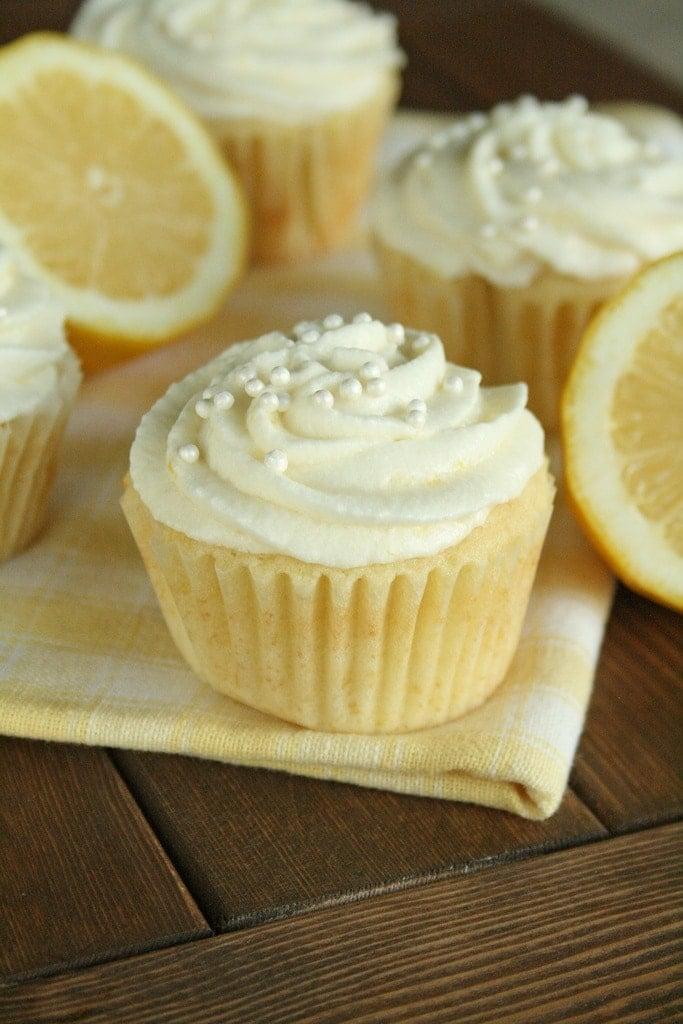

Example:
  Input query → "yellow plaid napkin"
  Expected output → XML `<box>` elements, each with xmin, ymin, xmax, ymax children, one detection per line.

<box><xmin>0</xmin><ymin>114</ymin><xmax>614</xmax><ymax>819</ymax></box>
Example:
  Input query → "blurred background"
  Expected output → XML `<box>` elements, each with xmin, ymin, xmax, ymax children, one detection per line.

<box><xmin>2</xmin><ymin>1</ymin><xmax>682</xmax><ymax>111</ymax></box>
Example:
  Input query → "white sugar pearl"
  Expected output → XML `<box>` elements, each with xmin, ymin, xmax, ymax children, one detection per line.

<box><xmin>178</xmin><ymin>443</ymin><xmax>199</xmax><ymax>464</ymax></box>
<box><xmin>412</xmin><ymin>334</ymin><xmax>431</xmax><ymax>353</ymax></box>
<box><xmin>293</xmin><ymin>320</ymin><xmax>316</xmax><ymax>337</ymax></box>
<box><xmin>468</xmin><ymin>112</ymin><xmax>487</xmax><ymax>130</ymax></box>
<box><xmin>407</xmin><ymin>399</ymin><xmax>427</xmax><ymax>415</ymax></box>
<box><xmin>366</xmin><ymin>377</ymin><xmax>387</xmax><ymax>396</ymax></box>
<box><xmin>449</xmin><ymin>121</ymin><xmax>469</xmax><ymax>140</ymax></box>
<box><xmin>234</xmin><ymin>364</ymin><xmax>255</xmax><ymax>385</ymax></box>
<box><xmin>525</xmin><ymin>186</ymin><xmax>542</xmax><ymax>203</ymax></box>
<box><xmin>541</xmin><ymin>158</ymin><xmax>560</xmax><ymax>177</ymax></box>
<box><xmin>406</xmin><ymin>408</ymin><xmax>426</xmax><ymax>429</ymax></box>
<box><xmin>244</xmin><ymin>377</ymin><xmax>265</xmax><ymax>397</ymax></box>
<box><xmin>301</xmin><ymin>329</ymin><xmax>320</xmax><ymax>344</ymax></box>
<box><xmin>323</xmin><ymin>313</ymin><xmax>344</xmax><ymax>329</ymax></box>
<box><xmin>292</xmin><ymin>350</ymin><xmax>311</xmax><ymax>368</ymax></box>
<box><xmin>264</xmin><ymin>449</ymin><xmax>288</xmax><ymax>473</ymax></box>
<box><xmin>489</xmin><ymin>157</ymin><xmax>504</xmax><ymax>175</ymax></box>
<box><xmin>270</xmin><ymin>365</ymin><xmax>291</xmax><ymax>387</ymax></box>
<box><xmin>312</xmin><ymin>389</ymin><xmax>334</xmax><ymax>408</ymax></box>
<box><xmin>202</xmin><ymin>388</ymin><xmax>215</xmax><ymax>400</ymax></box>
<box><xmin>360</xmin><ymin>360</ymin><xmax>384</xmax><ymax>381</ymax></box>
<box><xmin>520</xmin><ymin>215</ymin><xmax>539</xmax><ymax>231</ymax></box>
<box><xmin>339</xmin><ymin>376</ymin><xmax>362</xmax><ymax>399</ymax></box>
<box><xmin>566</xmin><ymin>94</ymin><xmax>588</xmax><ymax>112</ymax></box>
<box><xmin>430</xmin><ymin>131</ymin><xmax>450</xmax><ymax>150</ymax></box>
<box><xmin>480</xmin><ymin>223</ymin><xmax>497</xmax><ymax>239</ymax></box>
<box><xmin>353</xmin><ymin>312</ymin><xmax>373</xmax><ymax>324</ymax></box>
<box><xmin>511</xmin><ymin>143</ymin><xmax>528</xmax><ymax>161</ymax></box>
<box><xmin>214</xmin><ymin>390</ymin><xmax>234</xmax><ymax>410</ymax></box>
<box><xmin>416</xmin><ymin>151</ymin><xmax>432</xmax><ymax>170</ymax></box>
<box><xmin>259</xmin><ymin>390</ymin><xmax>280</xmax><ymax>411</ymax></box>
<box><xmin>278</xmin><ymin>392</ymin><xmax>291</xmax><ymax>411</ymax></box>
<box><xmin>195</xmin><ymin>399</ymin><xmax>211</xmax><ymax>418</ymax></box>
<box><xmin>386</xmin><ymin>323</ymin><xmax>405</xmax><ymax>343</ymax></box>
<box><xmin>444</xmin><ymin>373</ymin><xmax>464</xmax><ymax>394</ymax></box>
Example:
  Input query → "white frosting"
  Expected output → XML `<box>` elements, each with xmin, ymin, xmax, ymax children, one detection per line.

<box><xmin>0</xmin><ymin>248</ymin><xmax>73</xmax><ymax>423</ymax></box>
<box><xmin>72</xmin><ymin>0</ymin><xmax>403</xmax><ymax>123</ymax></box>
<box><xmin>372</xmin><ymin>96</ymin><xmax>683</xmax><ymax>287</ymax></box>
<box><xmin>130</xmin><ymin>315</ymin><xmax>545</xmax><ymax>567</ymax></box>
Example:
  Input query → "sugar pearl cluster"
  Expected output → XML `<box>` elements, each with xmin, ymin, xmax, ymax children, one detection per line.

<box><xmin>177</xmin><ymin>315</ymin><xmax>469</xmax><ymax>473</ymax></box>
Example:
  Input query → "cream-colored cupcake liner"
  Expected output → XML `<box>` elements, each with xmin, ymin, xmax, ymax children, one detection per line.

<box><xmin>210</xmin><ymin>77</ymin><xmax>399</xmax><ymax>263</ymax></box>
<box><xmin>122</xmin><ymin>465</ymin><xmax>554</xmax><ymax>735</ymax></box>
<box><xmin>376</xmin><ymin>243</ymin><xmax>625</xmax><ymax>430</ymax></box>
<box><xmin>0</xmin><ymin>353</ymin><xmax>80</xmax><ymax>563</ymax></box>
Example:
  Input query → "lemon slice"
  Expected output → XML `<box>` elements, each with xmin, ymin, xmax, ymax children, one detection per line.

<box><xmin>0</xmin><ymin>34</ymin><xmax>248</xmax><ymax>371</ymax></box>
<box><xmin>563</xmin><ymin>252</ymin><xmax>683</xmax><ymax>611</ymax></box>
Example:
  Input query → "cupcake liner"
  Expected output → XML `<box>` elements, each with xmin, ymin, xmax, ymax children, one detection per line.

<box><xmin>122</xmin><ymin>466</ymin><xmax>554</xmax><ymax>734</ymax></box>
<box><xmin>210</xmin><ymin>78</ymin><xmax>399</xmax><ymax>262</ymax></box>
<box><xmin>0</xmin><ymin>353</ymin><xmax>80</xmax><ymax>563</ymax></box>
<box><xmin>376</xmin><ymin>243</ymin><xmax>624</xmax><ymax>430</ymax></box>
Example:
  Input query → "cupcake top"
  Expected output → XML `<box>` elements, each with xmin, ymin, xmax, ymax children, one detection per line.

<box><xmin>130</xmin><ymin>314</ymin><xmax>545</xmax><ymax>567</ymax></box>
<box><xmin>72</xmin><ymin>0</ymin><xmax>403</xmax><ymax>124</ymax></box>
<box><xmin>372</xmin><ymin>96</ymin><xmax>683</xmax><ymax>288</ymax></box>
<box><xmin>0</xmin><ymin>247</ymin><xmax>75</xmax><ymax>423</ymax></box>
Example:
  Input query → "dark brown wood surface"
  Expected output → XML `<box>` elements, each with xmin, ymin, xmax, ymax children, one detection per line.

<box><xmin>4</xmin><ymin>823</ymin><xmax>681</xmax><ymax>1024</ymax></box>
<box><xmin>0</xmin><ymin>1</ymin><xmax>681</xmax><ymax>1019</ymax></box>
<box><xmin>0</xmin><ymin>738</ymin><xmax>209</xmax><ymax>982</ymax></box>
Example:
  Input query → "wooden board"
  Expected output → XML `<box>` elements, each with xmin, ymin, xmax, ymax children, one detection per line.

<box><xmin>0</xmin><ymin>738</ymin><xmax>209</xmax><ymax>981</ymax></box>
<box><xmin>4</xmin><ymin>823</ymin><xmax>681</xmax><ymax>1024</ymax></box>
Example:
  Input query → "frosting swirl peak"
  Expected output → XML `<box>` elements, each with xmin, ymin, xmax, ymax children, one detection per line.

<box><xmin>130</xmin><ymin>315</ymin><xmax>545</xmax><ymax>566</ymax></box>
<box><xmin>72</xmin><ymin>0</ymin><xmax>404</xmax><ymax>122</ymax></box>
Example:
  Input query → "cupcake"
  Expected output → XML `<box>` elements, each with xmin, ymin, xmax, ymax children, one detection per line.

<box><xmin>0</xmin><ymin>248</ymin><xmax>81</xmax><ymax>562</ymax></box>
<box><xmin>72</xmin><ymin>0</ymin><xmax>403</xmax><ymax>262</ymax></box>
<box><xmin>372</xmin><ymin>96</ymin><xmax>683</xmax><ymax>429</ymax></box>
<box><xmin>122</xmin><ymin>314</ymin><xmax>554</xmax><ymax>733</ymax></box>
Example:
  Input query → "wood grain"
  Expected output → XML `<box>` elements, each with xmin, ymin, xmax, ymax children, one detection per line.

<box><xmin>572</xmin><ymin>587</ymin><xmax>683</xmax><ymax>833</ymax></box>
<box><xmin>4</xmin><ymin>823</ymin><xmax>681</xmax><ymax>1024</ymax></box>
<box><xmin>0</xmin><ymin>738</ymin><xmax>209</xmax><ymax>982</ymax></box>
<box><xmin>113</xmin><ymin>750</ymin><xmax>604</xmax><ymax>931</ymax></box>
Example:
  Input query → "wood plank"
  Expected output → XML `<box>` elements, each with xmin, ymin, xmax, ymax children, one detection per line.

<box><xmin>0</xmin><ymin>738</ymin><xmax>210</xmax><ymax>982</ymax></box>
<box><xmin>4</xmin><ymin>823</ymin><xmax>681</xmax><ymax>1024</ymax></box>
<box><xmin>113</xmin><ymin>750</ymin><xmax>604</xmax><ymax>931</ymax></box>
<box><xmin>571</xmin><ymin>586</ymin><xmax>683</xmax><ymax>833</ymax></box>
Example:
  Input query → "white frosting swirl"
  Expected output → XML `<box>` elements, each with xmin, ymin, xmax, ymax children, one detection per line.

<box><xmin>72</xmin><ymin>0</ymin><xmax>403</xmax><ymax>123</ymax></box>
<box><xmin>372</xmin><ymin>96</ymin><xmax>683</xmax><ymax>287</ymax></box>
<box><xmin>0</xmin><ymin>248</ymin><xmax>73</xmax><ymax>423</ymax></box>
<box><xmin>130</xmin><ymin>315</ymin><xmax>545</xmax><ymax>567</ymax></box>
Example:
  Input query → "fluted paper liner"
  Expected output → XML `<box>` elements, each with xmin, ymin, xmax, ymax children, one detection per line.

<box><xmin>376</xmin><ymin>243</ymin><xmax>625</xmax><ymax>430</ymax></box>
<box><xmin>210</xmin><ymin>78</ymin><xmax>398</xmax><ymax>262</ymax></box>
<box><xmin>122</xmin><ymin>466</ymin><xmax>554</xmax><ymax>734</ymax></box>
<box><xmin>0</xmin><ymin>355</ymin><xmax>80</xmax><ymax>563</ymax></box>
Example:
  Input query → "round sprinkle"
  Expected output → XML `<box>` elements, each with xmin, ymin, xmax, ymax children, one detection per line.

<box><xmin>489</xmin><ymin>157</ymin><xmax>504</xmax><ymax>175</ymax></box>
<box><xmin>480</xmin><ymin>222</ymin><xmax>497</xmax><ymax>239</ymax></box>
<box><xmin>366</xmin><ymin>377</ymin><xmax>387</xmax><ymax>396</ymax></box>
<box><xmin>517</xmin><ymin>94</ymin><xmax>536</xmax><ymax>109</ymax></box>
<box><xmin>360</xmin><ymin>360</ymin><xmax>384</xmax><ymax>381</ymax></box>
<box><xmin>353</xmin><ymin>312</ymin><xmax>373</xmax><ymax>324</ymax></box>
<box><xmin>259</xmin><ymin>390</ymin><xmax>280</xmax><ymax>411</ymax></box>
<box><xmin>195</xmin><ymin>399</ymin><xmax>211</xmax><ymax>419</ymax></box>
<box><xmin>214</xmin><ymin>390</ymin><xmax>234</xmax><ymax>411</ymax></box>
<box><xmin>278</xmin><ymin>392</ymin><xmax>291</xmax><ymax>411</ymax></box>
<box><xmin>270</xmin><ymin>365</ymin><xmax>291</xmax><ymax>387</ymax></box>
<box><xmin>449</xmin><ymin>121</ymin><xmax>469</xmax><ymax>140</ymax></box>
<box><xmin>234</xmin><ymin>364</ymin><xmax>255</xmax><ymax>385</ymax></box>
<box><xmin>323</xmin><ymin>313</ymin><xmax>344</xmax><ymax>329</ymax></box>
<box><xmin>541</xmin><ymin>158</ymin><xmax>560</xmax><ymax>177</ymax></box>
<box><xmin>510</xmin><ymin>143</ymin><xmax>528</xmax><ymax>161</ymax></box>
<box><xmin>468</xmin><ymin>112</ymin><xmax>487</xmax><ymax>130</ymax></box>
<box><xmin>301</xmin><ymin>329</ymin><xmax>320</xmax><ymax>344</ymax></box>
<box><xmin>406</xmin><ymin>408</ymin><xmax>426</xmax><ymax>429</ymax></box>
<box><xmin>244</xmin><ymin>377</ymin><xmax>265</xmax><ymax>397</ymax></box>
<box><xmin>520</xmin><ymin>215</ymin><xmax>539</xmax><ymax>231</ymax></box>
<box><xmin>312</xmin><ymin>389</ymin><xmax>334</xmax><ymax>408</ymax></box>
<box><xmin>202</xmin><ymin>387</ymin><xmax>215</xmax><ymax>400</ymax></box>
<box><xmin>292</xmin><ymin>350</ymin><xmax>311</xmax><ymax>368</ymax></box>
<box><xmin>416</xmin><ymin>151</ymin><xmax>432</xmax><ymax>170</ymax></box>
<box><xmin>178</xmin><ymin>443</ymin><xmax>200</xmax><ymax>464</ymax></box>
<box><xmin>412</xmin><ymin>334</ymin><xmax>431</xmax><ymax>353</ymax></box>
<box><xmin>386</xmin><ymin>322</ymin><xmax>405</xmax><ymax>343</ymax></box>
<box><xmin>264</xmin><ymin>449</ymin><xmax>288</xmax><ymax>473</ymax></box>
<box><xmin>293</xmin><ymin>321</ymin><xmax>316</xmax><ymax>337</ymax></box>
<box><xmin>339</xmin><ymin>376</ymin><xmax>363</xmax><ymax>399</ymax></box>
<box><xmin>444</xmin><ymin>373</ymin><xmax>464</xmax><ymax>394</ymax></box>
<box><xmin>430</xmin><ymin>131</ymin><xmax>450</xmax><ymax>150</ymax></box>
<box><xmin>566</xmin><ymin>94</ymin><xmax>588</xmax><ymax>112</ymax></box>
<box><xmin>525</xmin><ymin>186</ymin><xmax>542</xmax><ymax>203</ymax></box>
<box><xmin>407</xmin><ymin>399</ymin><xmax>427</xmax><ymax>415</ymax></box>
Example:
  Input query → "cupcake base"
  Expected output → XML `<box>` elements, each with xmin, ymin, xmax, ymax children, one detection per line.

<box><xmin>122</xmin><ymin>465</ymin><xmax>554</xmax><ymax>734</ymax></box>
<box><xmin>210</xmin><ymin>78</ymin><xmax>399</xmax><ymax>263</ymax></box>
<box><xmin>376</xmin><ymin>243</ymin><xmax>624</xmax><ymax>430</ymax></box>
<box><xmin>0</xmin><ymin>352</ymin><xmax>80</xmax><ymax>563</ymax></box>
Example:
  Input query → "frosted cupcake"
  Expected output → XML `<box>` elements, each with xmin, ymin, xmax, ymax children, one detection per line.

<box><xmin>372</xmin><ymin>96</ymin><xmax>683</xmax><ymax>428</ymax></box>
<box><xmin>72</xmin><ymin>0</ymin><xmax>403</xmax><ymax>262</ymax></box>
<box><xmin>122</xmin><ymin>314</ymin><xmax>553</xmax><ymax>733</ymax></box>
<box><xmin>0</xmin><ymin>248</ymin><xmax>81</xmax><ymax>562</ymax></box>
